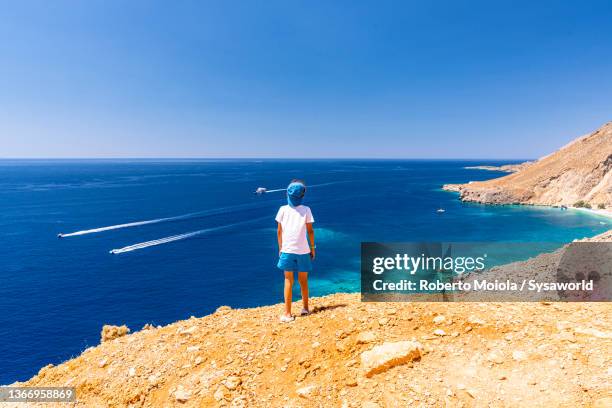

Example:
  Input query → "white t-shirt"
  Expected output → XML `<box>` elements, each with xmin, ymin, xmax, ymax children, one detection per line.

<box><xmin>275</xmin><ymin>205</ymin><xmax>314</xmax><ymax>255</ymax></box>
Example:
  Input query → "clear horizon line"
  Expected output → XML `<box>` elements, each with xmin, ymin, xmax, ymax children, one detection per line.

<box><xmin>0</xmin><ymin>157</ymin><xmax>535</xmax><ymax>161</ymax></box>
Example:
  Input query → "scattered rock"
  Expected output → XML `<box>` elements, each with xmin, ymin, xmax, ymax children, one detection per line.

<box><xmin>433</xmin><ymin>329</ymin><xmax>446</xmax><ymax>336</ymax></box>
<box><xmin>487</xmin><ymin>351</ymin><xmax>504</xmax><ymax>364</ymax></box>
<box><xmin>356</xmin><ymin>331</ymin><xmax>377</xmax><ymax>344</ymax></box>
<box><xmin>465</xmin><ymin>388</ymin><xmax>477</xmax><ymax>398</ymax></box>
<box><xmin>178</xmin><ymin>326</ymin><xmax>197</xmax><ymax>336</ymax></box>
<box><xmin>224</xmin><ymin>376</ymin><xmax>242</xmax><ymax>390</ymax></box>
<box><xmin>214</xmin><ymin>386</ymin><xmax>229</xmax><ymax>401</ymax></box>
<box><xmin>216</xmin><ymin>305</ymin><xmax>232</xmax><ymax>313</ymax></box>
<box><xmin>345</xmin><ymin>377</ymin><xmax>358</xmax><ymax>387</ymax></box>
<box><xmin>296</xmin><ymin>385</ymin><xmax>317</xmax><ymax>398</ymax></box>
<box><xmin>175</xmin><ymin>389</ymin><xmax>191</xmax><ymax>403</ymax></box>
<box><xmin>100</xmin><ymin>324</ymin><xmax>130</xmax><ymax>343</ymax></box>
<box><xmin>512</xmin><ymin>350</ymin><xmax>527</xmax><ymax>361</ymax></box>
<box><xmin>467</xmin><ymin>316</ymin><xmax>486</xmax><ymax>326</ymax></box>
<box><xmin>433</xmin><ymin>315</ymin><xmax>446</xmax><ymax>324</ymax></box>
<box><xmin>360</xmin><ymin>341</ymin><xmax>422</xmax><ymax>377</ymax></box>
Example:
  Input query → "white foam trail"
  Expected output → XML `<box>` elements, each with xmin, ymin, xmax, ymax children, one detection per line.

<box><xmin>60</xmin><ymin>181</ymin><xmax>349</xmax><ymax>237</ymax></box>
<box><xmin>310</xmin><ymin>181</ymin><xmax>347</xmax><ymax>188</ymax></box>
<box><xmin>59</xmin><ymin>202</ymin><xmax>269</xmax><ymax>238</ymax></box>
<box><xmin>59</xmin><ymin>213</ymin><xmax>197</xmax><ymax>237</ymax></box>
<box><xmin>264</xmin><ymin>181</ymin><xmax>348</xmax><ymax>194</ymax></box>
<box><xmin>109</xmin><ymin>217</ymin><xmax>267</xmax><ymax>254</ymax></box>
<box><xmin>109</xmin><ymin>230</ymin><xmax>203</xmax><ymax>254</ymax></box>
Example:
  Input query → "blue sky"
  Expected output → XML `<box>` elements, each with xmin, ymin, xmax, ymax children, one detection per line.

<box><xmin>1</xmin><ymin>0</ymin><xmax>611</xmax><ymax>158</ymax></box>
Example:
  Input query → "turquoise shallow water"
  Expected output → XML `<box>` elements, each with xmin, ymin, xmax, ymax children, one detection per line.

<box><xmin>0</xmin><ymin>159</ymin><xmax>609</xmax><ymax>383</ymax></box>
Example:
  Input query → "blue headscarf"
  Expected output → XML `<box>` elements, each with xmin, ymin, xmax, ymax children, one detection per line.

<box><xmin>286</xmin><ymin>182</ymin><xmax>306</xmax><ymax>207</ymax></box>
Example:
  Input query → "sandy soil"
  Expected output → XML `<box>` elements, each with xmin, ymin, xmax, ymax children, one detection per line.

<box><xmin>5</xmin><ymin>290</ymin><xmax>611</xmax><ymax>408</ymax></box>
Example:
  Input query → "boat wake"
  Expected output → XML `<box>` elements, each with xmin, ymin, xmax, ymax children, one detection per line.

<box><xmin>58</xmin><ymin>202</ymin><xmax>270</xmax><ymax>238</ymax></box>
<box><xmin>58</xmin><ymin>214</ymin><xmax>197</xmax><ymax>237</ymax></box>
<box><xmin>109</xmin><ymin>216</ymin><xmax>268</xmax><ymax>254</ymax></box>
<box><xmin>59</xmin><ymin>181</ymin><xmax>349</xmax><ymax>238</ymax></box>
<box><xmin>264</xmin><ymin>181</ymin><xmax>348</xmax><ymax>194</ymax></box>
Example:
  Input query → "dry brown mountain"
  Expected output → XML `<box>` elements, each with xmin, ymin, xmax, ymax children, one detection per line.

<box><xmin>444</xmin><ymin>122</ymin><xmax>612</xmax><ymax>208</ymax></box>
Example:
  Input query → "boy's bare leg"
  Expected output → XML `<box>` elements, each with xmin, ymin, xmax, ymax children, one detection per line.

<box><xmin>284</xmin><ymin>271</ymin><xmax>294</xmax><ymax>317</ymax></box>
<box><xmin>298</xmin><ymin>272</ymin><xmax>309</xmax><ymax>311</ymax></box>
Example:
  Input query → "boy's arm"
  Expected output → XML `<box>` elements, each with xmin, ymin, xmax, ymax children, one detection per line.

<box><xmin>277</xmin><ymin>223</ymin><xmax>283</xmax><ymax>255</ymax></box>
<box><xmin>306</xmin><ymin>222</ymin><xmax>315</xmax><ymax>260</ymax></box>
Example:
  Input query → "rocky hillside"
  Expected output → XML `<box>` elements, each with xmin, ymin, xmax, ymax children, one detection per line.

<box><xmin>11</xmin><ymin>299</ymin><xmax>612</xmax><ymax>408</ymax></box>
<box><xmin>444</xmin><ymin>122</ymin><xmax>612</xmax><ymax>208</ymax></box>
<box><xmin>9</xmin><ymin>228</ymin><xmax>612</xmax><ymax>408</ymax></box>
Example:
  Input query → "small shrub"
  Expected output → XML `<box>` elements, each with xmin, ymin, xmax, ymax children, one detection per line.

<box><xmin>574</xmin><ymin>200</ymin><xmax>586</xmax><ymax>208</ymax></box>
<box><xmin>584</xmin><ymin>203</ymin><xmax>592</xmax><ymax>209</ymax></box>
<box><xmin>598</xmin><ymin>203</ymin><xmax>606</xmax><ymax>209</ymax></box>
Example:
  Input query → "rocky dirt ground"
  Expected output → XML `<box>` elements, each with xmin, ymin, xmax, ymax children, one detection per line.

<box><xmin>6</xmin><ymin>293</ymin><xmax>611</xmax><ymax>408</ymax></box>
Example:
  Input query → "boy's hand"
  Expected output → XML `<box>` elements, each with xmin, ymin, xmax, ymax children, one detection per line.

<box><xmin>310</xmin><ymin>247</ymin><xmax>316</xmax><ymax>260</ymax></box>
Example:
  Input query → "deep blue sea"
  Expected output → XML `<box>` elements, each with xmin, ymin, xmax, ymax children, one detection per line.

<box><xmin>1</xmin><ymin>159</ymin><xmax>609</xmax><ymax>384</ymax></box>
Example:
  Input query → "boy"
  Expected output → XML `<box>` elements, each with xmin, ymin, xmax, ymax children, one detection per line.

<box><xmin>275</xmin><ymin>179</ymin><xmax>315</xmax><ymax>323</ymax></box>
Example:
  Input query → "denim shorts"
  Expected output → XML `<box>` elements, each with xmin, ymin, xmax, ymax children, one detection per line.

<box><xmin>277</xmin><ymin>252</ymin><xmax>312</xmax><ymax>272</ymax></box>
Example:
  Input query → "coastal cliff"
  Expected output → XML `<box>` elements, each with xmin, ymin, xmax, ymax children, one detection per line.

<box><xmin>10</xmin><ymin>230</ymin><xmax>612</xmax><ymax>408</ymax></box>
<box><xmin>13</xmin><ymin>297</ymin><xmax>612</xmax><ymax>408</ymax></box>
<box><xmin>444</xmin><ymin>122</ymin><xmax>612</xmax><ymax>209</ymax></box>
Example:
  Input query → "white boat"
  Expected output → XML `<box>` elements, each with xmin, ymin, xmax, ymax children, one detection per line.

<box><xmin>436</xmin><ymin>208</ymin><xmax>445</xmax><ymax>213</ymax></box>
<box><xmin>254</xmin><ymin>187</ymin><xmax>267</xmax><ymax>195</ymax></box>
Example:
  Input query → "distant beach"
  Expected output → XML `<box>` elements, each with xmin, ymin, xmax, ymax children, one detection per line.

<box><xmin>571</xmin><ymin>207</ymin><xmax>612</xmax><ymax>220</ymax></box>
